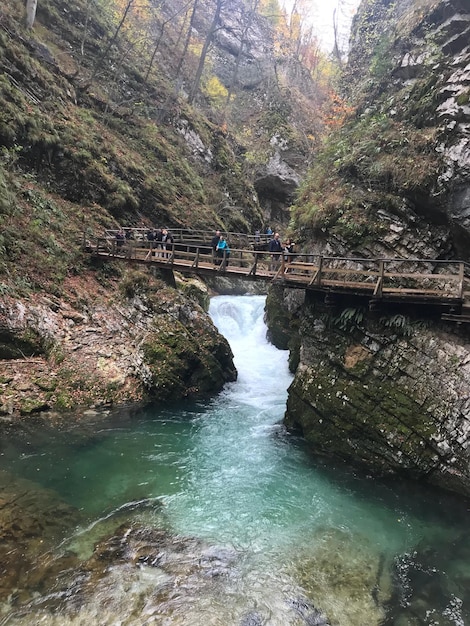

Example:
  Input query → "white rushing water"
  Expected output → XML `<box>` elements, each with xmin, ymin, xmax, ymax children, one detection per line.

<box><xmin>1</xmin><ymin>295</ymin><xmax>468</xmax><ymax>626</ymax></box>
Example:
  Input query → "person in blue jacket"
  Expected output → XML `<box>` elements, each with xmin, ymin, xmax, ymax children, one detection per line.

<box><xmin>216</xmin><ymin>235</ymin><xmax>230</xmax><ymax>267</ymax></box>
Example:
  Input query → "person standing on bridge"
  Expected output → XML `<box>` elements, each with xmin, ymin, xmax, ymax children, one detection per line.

<box><xmin>269</xmin><ymin>232</ymin><xmax>282</xmax><ymax>271</ymax></box>
<box><xmin>283</xmin><ymin>239</ymin><xmax>295</xmax><ymax>261</ymax></box>
<box><xmin>211</xmin><ymin>230</ymin><xmax>221</xmax><ymax>250</ymax></box>
<box><xmin>161</xmin><ymin>229</ymin><xmax>173</xmax><ymax>259</ymax></box>
<box><xmin>211</xmin><ymin>230</ymin><xmax>221</xmax><ymax>263</ymax></box>
<box><xmin>154</xmin><ymin>228</ymin><xmax>163</xmax><ymax>257</ymax></box>
<box><xmin>216</xmin><ymin>235</ymin><xmax>230</xmax><ymax>268</ymax></box>
<box><xmin>115</xmin><ymin>229</ymin><xmax>125</xmax><ymax>249</ymax></box>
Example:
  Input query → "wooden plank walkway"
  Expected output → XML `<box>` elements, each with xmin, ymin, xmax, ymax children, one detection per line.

<box><xmin>85</xmin><ymin>234</ymin><xmax>470</xmax><ymax>321</ymax></box>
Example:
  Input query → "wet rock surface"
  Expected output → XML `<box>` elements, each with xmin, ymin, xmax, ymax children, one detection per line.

<box><xmin>0</xmin><ymin>273</ymin><xmax>236</xmax><ymax>418</ymax></box>
<box><xmin>382</xmin><ymin>533</ymin><xmax>470</xmax><ymax>625</ymax></box>
<box><xmin>268</xmin><ymin>291</ymin><xmax>470</xmax><ymax>497</ymax></box>
<box><xmin>2</xmin><ymin>521</ymin><xmax>247</xmax><ymax>624</ymax></box>
<box><xmin>0</xmin><ymin>470</ymin><xmax>81</xmax><ymax>602</ymax></box>
<box><xmin>13</xmin><ymin>521</ymin><xmax>337</xmax><ymax>626</ymax></box>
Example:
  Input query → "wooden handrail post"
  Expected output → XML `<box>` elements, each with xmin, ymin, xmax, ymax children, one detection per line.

<box><xmin>315</xmin><ymin>256</ymin><xmax>323</xmax><ymax>285</ymax></box>
<box><xmin>375</xmin><ymin>260</ymin><xmax>384</xmax><ymax>297</ymax></box>
<box><xmin>249</xmin><ymin>253</ymin><xmax>258</xmax><ymax>276</ymax></box>
<box><xmin>458</xmin><ymin>262</ymin><xmax>464</xmax><ymax>298</ymax></box>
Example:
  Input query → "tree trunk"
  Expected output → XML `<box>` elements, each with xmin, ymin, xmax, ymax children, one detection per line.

<box><xmin>89</xmin><ymin>0</ymin><xmax>135</xmax><ymax>84</ymax></box>
<box><xmin>25</xmin><ymin>0</ymin><xmax>38</xmax><ymax>29</ymax></box>
<box><xmin>144</xmin><ymin>23</ymin><xmax>166</xmax><ymax>84</ymax></box>
<box><xmin>175</xmin><ymin>0</ymin><xmax>199</xmax><ymax>82</ymax></box>
<box><xmin>332</xmin><ymin>8</ymin><xmax>343</xmax><ymax>67</ymax></box>
<box><xmin>188</xmin><ymin>0</ymin><xmax>224</xmax><ymax>104</ymax></box>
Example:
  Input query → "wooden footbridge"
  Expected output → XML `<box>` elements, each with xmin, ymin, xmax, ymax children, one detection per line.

<box><xmin>85</xmin><ymin>228</ymin><xmax>470</xmax><ymax>322</ymax></box>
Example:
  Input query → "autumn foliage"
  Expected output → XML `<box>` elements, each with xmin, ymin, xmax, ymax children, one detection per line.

<box><xmin>322</xmin><ymin>92</ymin><xmax>355</xmax><ymax>129</ymax></box>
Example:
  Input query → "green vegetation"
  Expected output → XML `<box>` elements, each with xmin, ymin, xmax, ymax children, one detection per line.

<box><xmin>379</xmin><ymin>314</ymin><xmax>429</xmax><ymax>337</ymax></box>
<box><xmin>291</xmin><ymin>95</ymin><xmax>441</xmax><ymax>246</ymax></box>
<box><xmin>0</xmin><ymin>0</ymin><xmax>338</xmax><ymax>304</ymax></box>
<box><xmin>142</xmin><ymin>314</ymin><xmax>231</xmax><ymax>400</ymax></box>
<box><xmin>0</xmin><ymin>0</ymin><xmax>279</xmax><ymax>301</ymax></box>
<box><xmin>287</xmin><ymin>0</ymin><xmax>451</xmax><ymax>250</ymax></box>
<box><xmin>286</xmin><ymin>338</ymin><xmax>440</xmax><ymax>475</ymax></box>
<box><xmin>330</xmin><ymin>307</ymin><xmax>365</xmax><ymax>332</ymax></box>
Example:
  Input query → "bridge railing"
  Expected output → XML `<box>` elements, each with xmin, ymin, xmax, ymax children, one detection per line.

<box><xmin>91</xmin><ymin>237</ymin><xmax>275</xmax><ymax>275</ymax></box>
<box><xmin>276</xmin><ymin>255</ymin><xmax>468</xmax><ymax>300</ymax></box>
<box><xmin>100</xmin><ymin>228</ymin><xmax>273</xmax><ymax>249</ymax></box>
<box><xmin>87</xmin><ymin>237</ymin><xmax>470</xmax><ymax>301</ymax></box>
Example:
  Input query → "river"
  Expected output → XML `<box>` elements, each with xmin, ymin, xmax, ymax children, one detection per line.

<box><xmin>0</xmin><ymin>294</ymin><xmax>468</xmax><ymax>625</ymax></box>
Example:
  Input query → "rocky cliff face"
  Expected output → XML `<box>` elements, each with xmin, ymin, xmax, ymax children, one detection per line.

<box><xmin>362</xmin><ymin>0</ymin><xmax>470</xmax><ymax>258</ymax></box>
<box><xmin>207</xmin><ymin>1</ymin><xmax>315</xmax><ymax>225</ymax></box>
<box><xmin>281</xmin><ymin>293</ymin><xmax>470</xmax><ymax>497</ymax></box>
<box><xmin>276</xmin><ymin>0</ymin><xmax>470</xmax><ymax>497</ymax></box>
<box><xmin>0</xmin><ymin>271</ymin><xmax>236</xmax><ymax>418</ymax></box>
<box><xmin>293</xmin><ymin>0</ymin><xmax>470</xmax><ymax>262</ymax></box>
<box><xmin>1</xmin><ymin>0</ymin><xmax>318</xmax><ymax>420</ymax></box>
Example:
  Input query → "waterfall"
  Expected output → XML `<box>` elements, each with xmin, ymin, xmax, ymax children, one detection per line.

<box><xmin>209</xmin><ymin>294</ymin><xmax>292</xmax><ymax>410</ymax></box>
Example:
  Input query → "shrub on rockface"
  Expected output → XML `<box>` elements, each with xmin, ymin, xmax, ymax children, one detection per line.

<box><xmin>290</xmin><ymin>110</ymin><xmax>441</xmax><ymax>246</ymax></box>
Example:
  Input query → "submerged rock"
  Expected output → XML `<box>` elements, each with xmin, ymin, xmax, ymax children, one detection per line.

<box><xmin>289</xmin><ymin>526</ymin><xmax>388</xmax><ymax>626</ymax></box>
<box><xmin>382</xmin><ymin>535</ymin><xmax>470</xmax><ymax>624</ymax></box>
<box><xmin>287</xmin><ymin>597</ymin><xmax>330</xmax><ymax>625</ymax></box>
<box><xmin>240</xmin><ymin>611</ymin><xmax>265</xmax><ymax>626</ymax></box>
<box><xmin>0</xmin><ymin>470</ymin><xmax>81</xmax><ymax>602</ymax></box>
<box><xmin>2</xmin><ymin>521</ymin><xmax>245</xmax><ymax>624</ymax></box>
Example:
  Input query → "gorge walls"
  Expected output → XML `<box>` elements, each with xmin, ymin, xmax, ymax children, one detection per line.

<box><xmin>275</xmin><ymin>0</ymin><xmax>470</xmax><ymax>496</ymax></box>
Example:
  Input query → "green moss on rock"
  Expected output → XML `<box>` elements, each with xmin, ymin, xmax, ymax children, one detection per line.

<box><xmin>142</xmin><ymin>313</ymin><xmax>236</xmax><ymax>402</ymax></box>
<box><xmin>286</xmin><ymin>365</ymin><xmax>439</xmax><ymax>476</ymax></box>
<box><xmin>0</xmin><ymin>329</ymin><xmax>44</xmax><ymax>359</ymax></box>
<box><xmin>265</xmin><ymin>285</ymin><xmax>292</xmax><ymax>350</ymax></box>
<box><xmin>283</xmin><ymin>304</ymin><xmax>470</xmax><ymax>490</ymax></box>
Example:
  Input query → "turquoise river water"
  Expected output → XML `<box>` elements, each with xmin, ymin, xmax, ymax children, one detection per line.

<box><xmin>0</xmin><ymin>295</ymin><xmax>469</xmax><ymax>625</ymax></box>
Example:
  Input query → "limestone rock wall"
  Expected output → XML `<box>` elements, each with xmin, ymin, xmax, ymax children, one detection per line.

<box><xmin>278</xmin><ymin>293</ymin><xmax>470</xmax><ymax>497</ymax></box>
<box><xmin>0</xmin><ymin>272</ymin><xmax>236</xmax><ymax>418</ymax></box>
<box><xmin>314</xmin><ymin>0</ymin><xmax>470</xmax><ymax>261</ymax></box>
<box><xmin>277</xmin><ymin>0</ymin><xmax>470</xmax><ymax>498</ymax></box>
